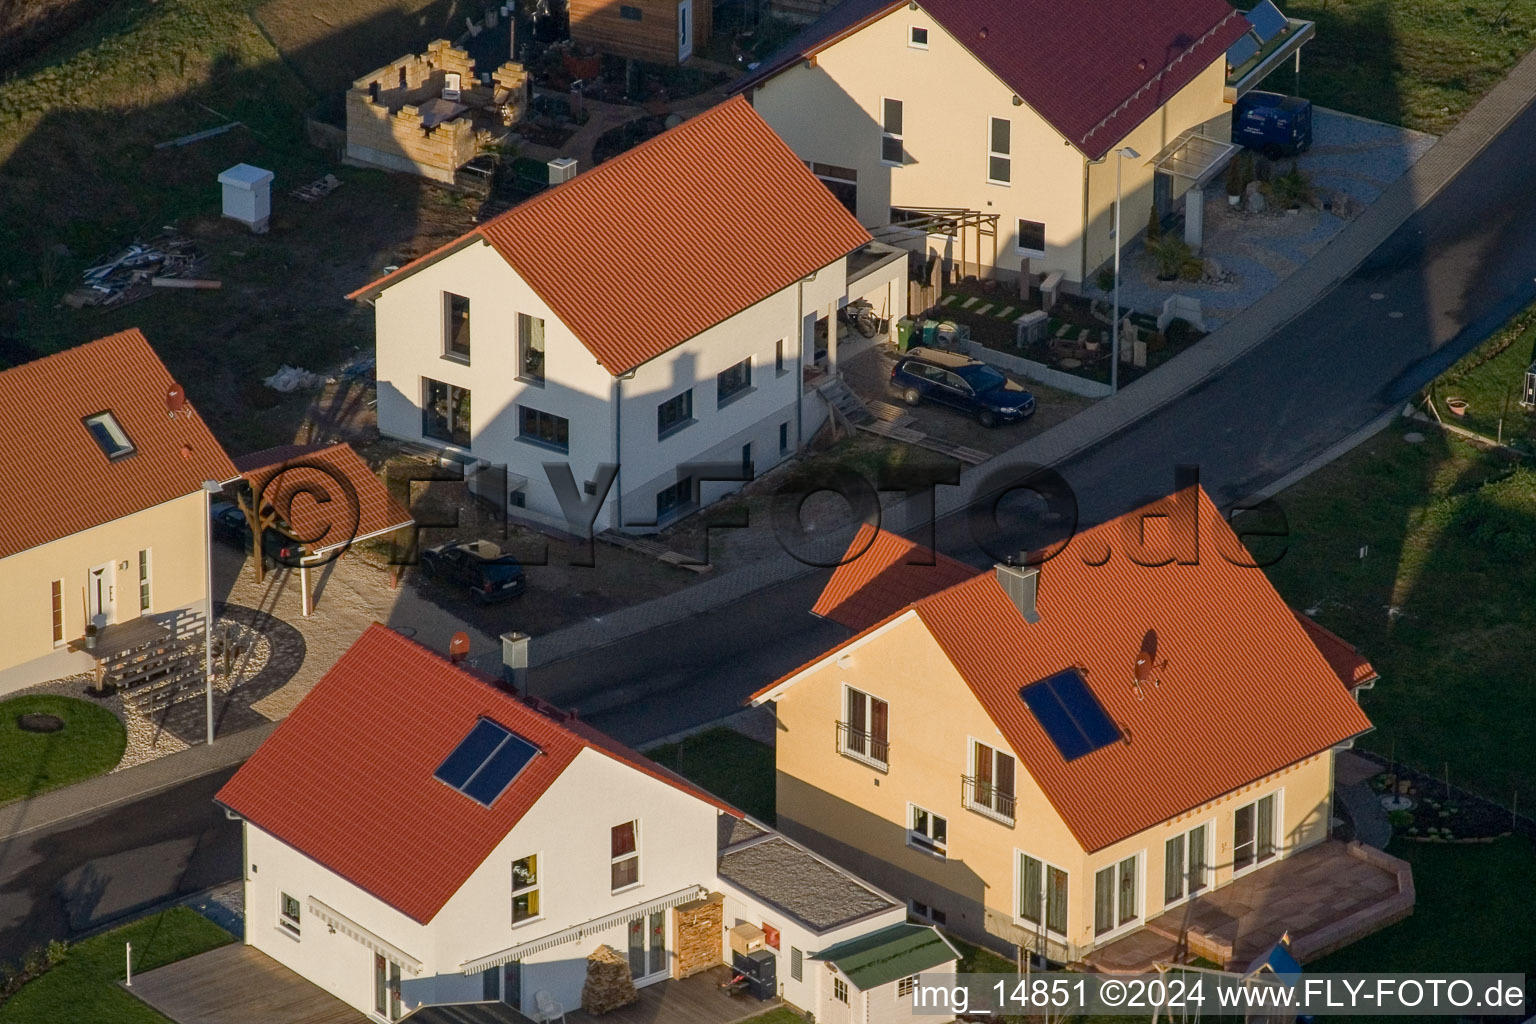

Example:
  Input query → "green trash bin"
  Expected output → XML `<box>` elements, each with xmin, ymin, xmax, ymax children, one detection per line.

<box><xmin>896</xmin><ymin>318</ymin><xmax>915</xmax><ymax>351</ymax></box>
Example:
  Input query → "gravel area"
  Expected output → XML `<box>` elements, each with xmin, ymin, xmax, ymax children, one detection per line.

<box><xmin>185</xmin><ymin>880</ymin><xmax>245</xmax><ymax>939</ymax></box>
<box><xmin>1101</xmin><ymin>108</ymin><xmax>1438</xmax><ymax>331</ymax></box>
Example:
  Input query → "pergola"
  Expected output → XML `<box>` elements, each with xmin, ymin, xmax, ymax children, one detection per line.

<box><xmin>231</xmin><ymin>442</ymin><xmax>414</xmax><ymax>616</ymax></box>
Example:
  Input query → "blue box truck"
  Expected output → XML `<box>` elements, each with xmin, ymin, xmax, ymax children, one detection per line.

<box><xmin>1231</xmin><ymin>91</ymin><xmax>1313</xmax><ymax>158</ymax></box>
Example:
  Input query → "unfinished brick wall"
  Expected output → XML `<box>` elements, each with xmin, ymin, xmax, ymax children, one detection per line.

<box><xmin>671</xmin><ymin>893</ymin><xmax>724</xmax><ymax>979</ymax></box>
<box><xmin>344</xmin><ymin>40</ymin><xmax>529</xmax><ymax>183</ymax></box>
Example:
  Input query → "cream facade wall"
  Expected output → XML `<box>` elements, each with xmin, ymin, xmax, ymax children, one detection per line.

<box><xmin>242</xmin><ymin>747</ymin><xmax>721</xmax><ymax>1021</ymax></box>
<box><xmin>748</xmin><ymin>5</ymin><xmax>1232</xmax><ymax>285</ymax></box>
<box><xmin>373</xmin><ymin>241</ymin><xmax>860</xmax><ymax>534</ymax></box>
<box><xmin>770</xmin><ymin>612</ymin><xmax>1342</xmax><ymax>961</ymax></box>
<box><xmin>0</xmin><ymin>491</ymin><xmax>210</xmax><ymax>695</ymax></box>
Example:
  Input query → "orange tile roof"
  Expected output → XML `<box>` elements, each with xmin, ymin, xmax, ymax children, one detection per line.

<box><xmin>761</xmin><ymin>487</ymin><xmax>1374</xmax><ymax>852</ymax></box>
<box><xmin>233</xmin><ymin>443</ymin><xmax>414</xmax><ymax>553</ymax></box>
<box><xmin>0</xmin><ymin>329</ymin><xmax>239</xmax><ymax>562</ymax></box>
<box><xmin>811</xmin><ymin>523</ymin><xmax>979</xmax><ymax>629</ymax></box>
<box><xmin>1294</xmin><ymin>612</ymin><xmax>1378</xmax><ymax>690</ymax></box>
<box><xmin>217</xmin><ymin>624</ymin><xmax>740</xmax><ymax>924</ymax></box>
<box><xmin>348</xmin><ymin>96</ymin><xmax>871</xmax><ymax>375</ymax></box>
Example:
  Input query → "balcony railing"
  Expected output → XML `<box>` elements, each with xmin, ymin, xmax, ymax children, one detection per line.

<box><xmin>836</xmin><ymin>721</ymin><xmax>889</xmax><ymax>771</ymax></box>
<box><xmin>962</xmin><ymin>775</ymin><xmax>1016</xmax><ymax>826</ymax></box>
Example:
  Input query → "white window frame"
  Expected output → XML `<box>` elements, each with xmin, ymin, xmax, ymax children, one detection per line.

<box><xmin>838</xmin><ymin>683</ymin><xmax>889</xmax><ymax>770</ymax></box>
<box><xmin>880</xmin><ymin>97</ymin><xmax>904</xmax><ymax>166</ymax></box>
<box><xmin>1016</xmin><ymin>218</ymin><xmax>1047</xmax><ymax>258</ymax></box>
<box><xmin>1014</xmin><ymin>850</ymin><xmax>1069</xmax><ymax>938</ymax></box>
<box><xmin>50</xmin><ymin>579</ymin><xmax>65</xmax><ymax>647</ymax></box>
<box><xmin>279</xmin><ymin>891</ymin><xmax>301</xmax><ymax>937</ymax></box>
<box><xmin>137</xmin><ymin>548</ymin><xmax>152</xmax><ymax>613</ymax></box>
<box><xmin>1162</xmin><ymin>819</ymin><xmax>1214</xmax><ymax>909</ymax></box>
<box><xmin>611</xmin><ymin>820</ymin><xmax>641</xmax><ymax>893</ymax></box>
<box><xmin>1232</xmin><ymin>790</ymin><xmax>1283</xmax><ymax>877</ymax></box>
<box><xmin>906</xmin><ymin>802</ymin><xmax>947</xmax><ymax>858</ymax></box>
<box><xmin>987</xmin><ymin>117</ymin><xmax>1011</xmax><ymax>185</ymax></box>
<box><xmin>83</xmin><ymin>411</ymin><xmax>135</xmax><ymax>460</ymax></box>
<box><xmin>966</xmin><ymin>736</ymin><xmax>1016</xmax><ymax>824</ymax></box>
<box><xmin>1091</xmin><ymin>850</ymin><xmax>1145</xmax><ymax>942</ymax></box>
<box><xmin>908</xmin><ymin>25</ymin><xmax>929</xmax><ymax>49</ymax></box>
<box><xmin>511</xmin><ymin>852</ymin><xmax>542</xmax><ymax>926</ymax></box>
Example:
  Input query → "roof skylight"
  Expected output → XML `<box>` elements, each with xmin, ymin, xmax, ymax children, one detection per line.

<box><xmin>82</xmin><ymin>411</ymin><xmax>135</xmax><ymax>461</ymax></box>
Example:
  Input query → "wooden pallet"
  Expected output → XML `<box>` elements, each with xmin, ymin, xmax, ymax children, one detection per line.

<box><xmin>865</xmin><ymin>400</ymin><xmax>916</xmax><ymax>428</ymax></box>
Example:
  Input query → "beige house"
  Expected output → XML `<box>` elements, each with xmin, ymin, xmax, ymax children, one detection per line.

<box><xmin>0</xmin><ymin>330</ymin><xmax>239</xmax><ymax>695</ymax></box>
<box><xmin>734</xmin><ymin>0</ymin><xmax>1253</xmax><ymax>287</ymax></box>
<box><xmin>752</xmin><ymin>488</ymin><xmax>1413</xmax><ymax>970</ymax></box>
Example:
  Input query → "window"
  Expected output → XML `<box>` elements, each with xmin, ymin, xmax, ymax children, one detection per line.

<box><xmin>611</xmin><ymin>821</ymin><xmax>640</xmax><ymax>891</ymax></box>
<box><xmin>444</xmin><ymin>292</ymin><xmax>471</xmax><ymax>360</ymax></box>
<box><xmin>656</xmin><ymin>476</ymin><xmax>693</xmax><ymax>520</ymax></box>
<box><xmin>908</xmin><ymin>26</ymin><xmax>928</xmax><ymax>48</ymax></box>
<box><xmin>50</xmin><ymin>580</ymin><xmax>64</xmax><ymax>645</ymax></box>
<box><xmin>898</xmin><ymin>975</ymin><xmax>917</xmax><ymax>997</ymax></box>
<box><xmin>1018</xmin><ymin>854</ymin><xmax>1068</xmax><ymax>935</ymax></box>
<box><xmin>657</xmin><ymin>389</ymin><xmax>694</xmax><ymax>438</ymax></box>
<box><xmin>908</xmin><ymin>804</ymin><xmax>947</xmax><ymax>857</ymax></box>
<box><xmin>1234</xmin><ymin>793</ymin><xmax>1278</xmax><ymax>873</ymax></box>
<box><xmin>1016</xmin><ymin>219</ymin><xmax>1046</xmax><ymax>256</ymax></box>
<box><xmin>137</xmin><ymin>549</ymin><xmax>151</xmax><ymax>612</ymax></box>
<box><xmin>881</xmin><ymin>98</ymin><xmax>903</xmax><ymax>165</ymax></box>
<box><xmin>511</xmin><ymin>854</ymin><xmax>540</xmax><ymax>923</ymax></box>
<box><xmin>809</xmin><ymin>162</ymin><xmax>858</xmax><ymax>214</ymax></box>
<box><xmin>518</xmin><ymin>406</ymin><xmax>569</xmax><ymax>453</ymax></box>
<box><xmin>741</xmin><ymin>443</ymin><xmax>752</xmax><ymax>478</ymax></box>
<box><xmin>518</xmin><ymin>313</ymin><xmax>546</xmax><ymax>382</ymax></box>
<box><xmin>967</xmin><ymin>741</ymin><xmax>1016</xmax><ymax>823</ymax></box>
<box><xmin>279</xmin><ymin>892</ymin><xmax>301</xmax><ymax>936</ymax></box>
<box><xmin>82</xmin><ymin>411</ymin><xmax>135</xmax><ymax>461</ymax></box>
<box><xmin>1093</xmin><ymin>855</ymin><xmax>1140</xmax><ymax>936</ymax></box>
<box><xmin>620</xmin><ymin>4</ymin><xmax>641</xmax><ymax>17</ymax></box>
<box><xmin>423</xmin><ymin>378</ymin><xmax>472</xmax><ymax>448</ymax></box>
<box><xmin>1164</xmin><ymin>823</ymin><xmax>1210</xmax><ymax>905</ymax></box>
<box><xmin>839</xmin><ymin>686</ymin><xmax>889</xmax><ymax>769</ymax></box>
<box><xmin>790</xmin><ymin>947</ymin><xmax>803</xmax><ymax>981</ymax></box>
<box><xmin>834</xmin><ymin>977</ymin><xmax>849</xmax><ymax>1004</ymax></box>
<box><xmin>375</xmin><ymin>953</ymin><xmax>402</xmax><ymax>1020</ymax></box>
<box><xmin>717</xmin><ymin>358</ymin><xmax>752</xmax><ymax>406</ymax></box>
<box><xmin>988</xmin><ymin>118</ymin><xmax>1011</xmax><ymax>184</ymax></box>
<box><xmin>779</xmin><ymin>421</ymin><xmax>789</xmax><ymax>454</ymax></box>
<box><xmin>775</xmin><ymin>339</ymin><xmax>787</xmax><ymax>375</ymax></box>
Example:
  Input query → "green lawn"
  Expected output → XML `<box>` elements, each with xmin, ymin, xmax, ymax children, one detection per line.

<box><xmin>646</xmin><ymin>727</ymin><xmax>775</xmax><ymax>823</ymax></box>
<box><xmin>1265</xmin><ymin>428</ymin><xmax>1535</xmax><ymax>804</ymax></box>
<box><xmin>0</xmin><ymin>695</ymin><xmax>126</xmax><ymax>804</ymax></box>
<box><xmin>0</xmin><ymin>908</ymin><xmax>233</xmax><ymax>1023</ymax></box>
<box><xmin>1235</xmin><ymin>0</ymin><xmax>1536</xmax><ymax>133</ymax></box>
<box><xmin>740</xmin><ymin>1009</ymin><xmax>809</xmax><ymax>1024</ymax></box>
<box><xmin>1431</xmin><ymin>303</ymin><xmax>1536</xmax><ymax>448</ymax></box>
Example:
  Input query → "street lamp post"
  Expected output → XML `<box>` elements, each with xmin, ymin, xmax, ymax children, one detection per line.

<box><xmin>1111</xmin><ymin>146</ymin><xmax>1141</xmax><ymax>394</ymax></box>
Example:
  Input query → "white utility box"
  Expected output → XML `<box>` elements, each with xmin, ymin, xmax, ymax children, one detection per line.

<box><xmin>219</xmin><ymin>163</ymin><xmax>273</xmax><ymax>233</ymax></box>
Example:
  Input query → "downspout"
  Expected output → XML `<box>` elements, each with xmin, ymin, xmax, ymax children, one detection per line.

<box><xmin>613</xmin><ymin>369</ymin><xmax>637</xmax><ymax>529</ymax></box>
<box><xmin>795</xmin><ymin>277</ymin><xmax>805</xmax><ymax>452</ymax></box>
<box><xmin>1080</xmin><ymin>155</ymin><xmax>1093</xmax><ymax>285</ymax></box>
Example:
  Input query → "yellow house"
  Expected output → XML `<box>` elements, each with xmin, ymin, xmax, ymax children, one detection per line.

<box><xmin>752</xmin><ymin>488</ymin><xmax>1414</xmax><ymax>970</ymax></box>
<box><xmin>0</xmin><ymin>330</ymin><xmax>239</xmax><ymax>695</ymax></box>
<box><xmin>735</xmin><ymin>0</ymin><xmax>1253</xmax><ymax>287</ymax></box>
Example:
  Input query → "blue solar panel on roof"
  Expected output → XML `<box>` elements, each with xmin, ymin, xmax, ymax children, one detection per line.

<box><xmin>463</xmin><ymin>732</ymin><xmax>541</xmax><ymax>805</ymax></box>
<box><xmin>1226</xmin><ymin>33</ymin><xmax>1261</xmax><ymax>69</ymax></box>
<box><xmin>1245</xmin><ymin>0</ymin><xmax>1288</xmax><ymax>43</ymax></box>
<box><xmin>434</xmin><ymin>719</ymin><xmax>510</xmax><ymax>789</ymax></box>
<box><xmin>1021</xmin><ymin>670</ymin><xmax>1120</xmax><ymax>762</ymax></box>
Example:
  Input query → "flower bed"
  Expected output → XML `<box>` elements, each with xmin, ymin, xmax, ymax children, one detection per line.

<box><xmin>1367</xmin><ymin>761</ymin><xmax>1526</xmax><ymax>843</ymax></box>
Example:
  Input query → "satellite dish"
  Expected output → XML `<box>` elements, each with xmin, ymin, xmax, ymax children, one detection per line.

<box><xmin>166</xmin><ymin>383</ymin><xmax>186</xmax><ymax>416</ymax></box>
<box><xmin>1134</xmin><ymin>651</ymin><xmax>1154</xmax><ymax>686</ymax></box>
<box><xmin>449</xmin><ymin>631</ymin><xmax>471</xmax><ymax>663</ymax></box>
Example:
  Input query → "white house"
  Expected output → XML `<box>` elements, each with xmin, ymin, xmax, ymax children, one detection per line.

<box><xmin>349</xmin><ymin>95</ymin><xmax>909</xmax><ymax>535</ymax></box>
<box><xmin>216</xmin><ymin>623</ymin><xmax>955</xmax><ymax>1023</ymax></box>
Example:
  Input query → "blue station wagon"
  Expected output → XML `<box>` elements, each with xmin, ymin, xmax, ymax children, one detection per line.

<box><xmin>890</xmin><ymin>347</ymin><xmax>1036</xmax><ymax>427</ymax></box>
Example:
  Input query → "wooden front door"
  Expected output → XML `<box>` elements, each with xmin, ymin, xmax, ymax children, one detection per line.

<box><xmin>87</xmin><ymin>563</ymin><xmax>115</xmax><ymax>628</ymax></box>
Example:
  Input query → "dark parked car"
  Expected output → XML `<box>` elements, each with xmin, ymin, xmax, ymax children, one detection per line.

<box><xmin>890</xmin><ymin>347</ymin><xmax>1036</xmax><ymax>427</ymax></box>
<box><xmin>420</xmin><ymin>540</ymin><xmax>526</xmax><ymax>605</ymax></box>
<box><xmin>209</xmin><ymin>500</ymin><xmax>302</xmax><ymax>567</ymax></box>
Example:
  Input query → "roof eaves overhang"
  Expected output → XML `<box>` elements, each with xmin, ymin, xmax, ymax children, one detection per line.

<box><xmin>1224</xmin><ymin>19</ymin><xmax>1316</xmax><ymax>103</ymax></box>
<box><xmin>345</xmin><ymin>234</ymin><xmax>492</xmax><ymax>302</ymax></box>
<box><xmin>748</xmin><ymin>608</ymin><xmax>920</xmax><ymax>704</ymax></box>
<box><xmin>732</xmin><ymin>0</ymin><xmax>906</xmax><ymax>95</ymax></box>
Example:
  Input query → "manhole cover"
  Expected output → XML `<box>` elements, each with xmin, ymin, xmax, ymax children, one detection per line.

<box><xmin>17</xmin><ymin>712</ymin><xmax>65</xmax><ymax>733</ymax></box>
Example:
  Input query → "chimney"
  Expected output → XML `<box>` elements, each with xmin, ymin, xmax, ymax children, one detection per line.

<box><xmin>547</xmin><ymin>157</ymin><xmax>578</xmax><ymax>185</ymax></box>
<box><xmin>994</xmin><ymin>562</ymin><xmax>1040</xmax><ymax>623</ymax></box>
<box><xmin>500</xmin><ymin>630</ymin><xmax>530</xmax><ymax>692</ymax></box>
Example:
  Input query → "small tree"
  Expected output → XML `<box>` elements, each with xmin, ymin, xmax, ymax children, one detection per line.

<box><xmin>1225</xmin><ymin>154</ymin><xmax>1245</xmax><ymax>197</ymax></box>
<box><xmin>1145</xmin><ymin>203</ymin><xmax>1162</xmax><ymax>244</ymax></box>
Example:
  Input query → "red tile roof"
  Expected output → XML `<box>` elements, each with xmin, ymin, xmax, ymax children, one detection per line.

<box><xmin>737</xmin><ymin>0</ymin><xmax>1252</xmax><ymax>160</ymax></box>
<box><xmin>0</xmin><ymin>329</ymin><xmax>238</xmax><ymax>562</ymax></box>
<box><xmin>1294</xmin><ymin>612</ymin><xmax>1378</xmax><ymax>690</ymax></box>
<box><xmin>233</xmin><ymin>443</ymin><xmax>414</xmax><ymax>553</ymax></box>
<box><xmin>217</xmin><ymin>624</ymin><xmax>738</xmax><ymax>923</ymax></box>
<box><xmin>811</xmin><ymin>523</ymin><xmax>978</xmax><ymax>628</ymax></box>
<box><xmin>760</xmin><ymin>487</ymin><xmax>1374</xmax><ymax>852</ymax></box>
<box><xmin>349</xmin><ymin>97</ymin><xmax>871</xmax><ymax>375</ymax></box>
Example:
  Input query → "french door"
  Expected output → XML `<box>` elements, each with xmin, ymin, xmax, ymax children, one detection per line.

<box><xmin>1233</xmin><ymin>793</ymin><xmax>1278</xmax><ymax>874</ymax></box>
<box><xmin>373</xmin><ymin>953</ymin><xmax>402</xmax><ymax>1021</ymax></box>
<box><xmin>1163</xmin><ymin>823</ymin><xmax>1210</xmax><ymax>906</ymax></box>
<box><xmin>627</xmin><ymin>911</ymin><xmax>666</xmax><ymax>981</ymax></box>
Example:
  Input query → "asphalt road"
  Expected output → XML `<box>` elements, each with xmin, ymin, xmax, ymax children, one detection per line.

<box><xmin>4</xmin><ymin>92</ymin><xmax>1535</xmax><ymax>968</ymax></box>
<box><xmin>0</xmin><ymin>767</ymin><xmax>241</xmax><ymax>965</ymax></box>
